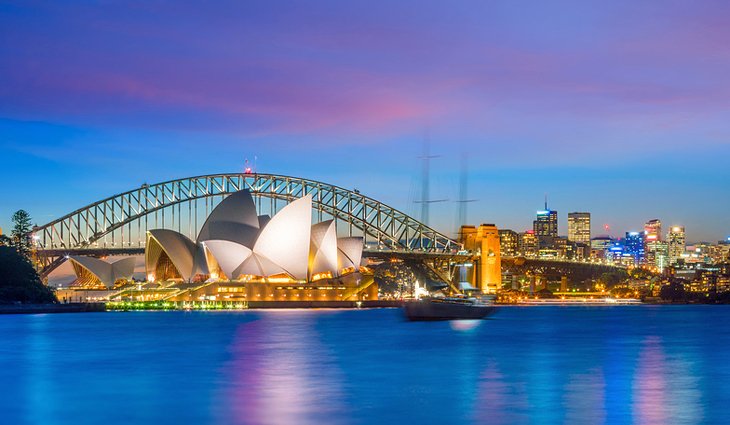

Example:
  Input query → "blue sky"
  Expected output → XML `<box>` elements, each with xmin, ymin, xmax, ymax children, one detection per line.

<box><xmin>1</xmin><ymin>1</ymin><xmax>729</xmax><ymax>242</ymax></box>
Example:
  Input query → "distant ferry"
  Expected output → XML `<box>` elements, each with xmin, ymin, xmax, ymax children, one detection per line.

<box><xmin>403</xmin><ymin>296</ymin><xmax>497</xmax><ymax>321</ymax></box>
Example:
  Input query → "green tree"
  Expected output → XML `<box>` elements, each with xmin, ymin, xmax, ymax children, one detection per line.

<box><xmin>0</xmin><ymin>246</ymin><xmax>57</xmax><ymax>304</ymax></box>
<box><xmin>10</xmin><ymin>209</ymin><xmax>33</xmax><ymax>257</ymax></box>
<box><xmin>659</xmin><ymin>281</ymin><xmax>686</xmax><ymax>302</ymax></box>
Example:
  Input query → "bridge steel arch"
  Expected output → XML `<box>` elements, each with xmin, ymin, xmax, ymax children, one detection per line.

<box><xmin>32</xmin><ymin>173</ymin><xmax>460</xmax><ymax>255</ymax></box>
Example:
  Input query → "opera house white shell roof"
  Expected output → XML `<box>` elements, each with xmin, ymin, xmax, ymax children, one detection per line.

<box><xmin>69</xmin><ymin>256</ymin><xmax>135</xmax><ymax>288</ymax></box>
<box><xmin>145</xmin><ymin>190</ymin><xmax>363</xmax><ymax>282</ymax></box>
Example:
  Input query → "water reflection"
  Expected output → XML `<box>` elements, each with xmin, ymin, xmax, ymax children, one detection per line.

<box><xmin>449</xmin><ymin>319</ymin><xmax>482</xmax><ymax>332</ymax></box>
<box><xmin>1</xmin><ymin>306</ymin><xmax>728</xmax><ymax>424</ymax></box>
<box><xmin>633</xmin><ymin>336</ymin><xmax>668</xmax><ymax>424</ymax></box>
<box><xmin>473</xmin><ymin>363</ymin><xmax>528</xmax><ymax>424</ymax></box>
<box><xmin>632</xmin><ymin>336</ymin><xmax>702</xmax><ymax>424</ymax></box>
<box><xmin>563</xmin><ymin>368</ymin><xmax>605</xmax><ymax>424</ymax></box>
<box><xmin>222</xmin><ymin>312</ymin><xmax>348</xmax><ymax>425</ymax></box>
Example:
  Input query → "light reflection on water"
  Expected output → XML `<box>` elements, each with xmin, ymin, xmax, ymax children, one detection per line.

<box><xmin>1</xmin><ymin>306</ymin><xmax>729</xmax><ymax>424</ymax></box>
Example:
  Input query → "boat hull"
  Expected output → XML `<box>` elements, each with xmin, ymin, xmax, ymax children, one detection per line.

<box><xmin>404</xmin><ymin>299</ymin><xmax>497</xmax><ymax>321</ymax></box>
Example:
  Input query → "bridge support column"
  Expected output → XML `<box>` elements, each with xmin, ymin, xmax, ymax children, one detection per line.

<box><xmin>560</xmin><ymin>276</ymin><xmax>568</xmax><ymax>292</ymax></box>
<box><xmin>460</xmin><ymin>224</ymin><xmax>501</xmax><ymax>294</ymax></box>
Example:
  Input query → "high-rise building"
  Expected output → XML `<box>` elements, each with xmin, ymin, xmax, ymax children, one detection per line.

<box><xmin>668</xmin><ymin>226</ymin><xmax>686</xmax><ymax>265</ymax></box>
<box><xmin>498</xmin><ymin>229</ymin><xmax>518</xmax><ymax>257</ymax></box>
<box><xmin>519</xmin><ymin>231</ymin><xmax>539</xmax><ymax>256</ymax></box>
<box><xmin>567</xmin><ymin>212</ymin><xmax>591</xmax><ymax>244</ymax></box>
<box><xmin>646</xmin><ymin>240</ymin><xmax>669</xmax><ymax>272</ymax></box>
<box><xmin>533</xmin><ymin>201</ymin><xmax>557</xmax><ymax>249</ymax></box>
<box><xmin>624</xmin><ymin>231</ymin><xmax>645</xmax><ymax>265</ymax></box>
<box><xmin>644</xmin><ymin>219</ymin><xmax>662</xmax><ymax>241</ymax></box>
<box><xmin>644</xmin><ymin>219</ymin><xmax>662</xmax><ymax>265</ymax></box>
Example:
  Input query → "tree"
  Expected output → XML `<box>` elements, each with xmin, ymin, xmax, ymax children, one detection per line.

<box><xmin>659</xmin><ymin>281</ymin><xmax>686</xmax><ymax>302</ymax></box>
<box><xmin>0</xmin><ymin>246</ymin><xmax>57</xmax><ymax>304</ymax></box>
<box><xmin>10</xmin><ymin>209</ymin><xmax>33</xmax><ymax>257</ymax></box>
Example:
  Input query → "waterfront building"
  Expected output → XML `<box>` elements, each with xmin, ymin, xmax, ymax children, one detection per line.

<box><xmin>668</xmin><ymin>226</ymin><xmax>686</xmax><ymax>265</ymax></box>
<box><xmin>519</xmin><ymin>231</ymin><xmax>539</xmax><ymax>257</ymax></box>
<box><xmin>710</xmin><ymin>241</ymin><xmax>730</xmax><ymax>263</ymax></box>
<box><xmin>533</xmin><ymin>203</ymin><xmax>558</xmax><ymax>249</ymax></box>
<box><xmin>111</xmin><ymin>190</ymin><xmax>376</xmax><ymax>303</ymax></box>
<box><xmin>567</xmin><ymin>212</ymin><xmax>591</xmax><ymax>244</ymax></box>
<box><xmin>498</xmin><ymin>229</ymin><xmax>518</xmax><ymax>257</ymax></box>
<box><xmin>68</xmin><ymin>256</ymin><xmax>136</xmax><ymax>289</ymax></box>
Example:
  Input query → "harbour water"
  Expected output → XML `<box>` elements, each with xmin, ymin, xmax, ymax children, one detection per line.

<box><xmin>2</xmin><ymin>305</ymin><xmax>729</xmax><ymax>424</ymax></box>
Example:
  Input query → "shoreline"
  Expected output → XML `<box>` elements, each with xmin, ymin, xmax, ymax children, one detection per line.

<box><xmin>4</xmin><ymin>300</ymin><xmax>728</xmax><ymax>314</ymax></box>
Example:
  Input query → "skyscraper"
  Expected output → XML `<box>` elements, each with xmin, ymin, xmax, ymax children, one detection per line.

<box><xmin>519</xmin><ymin>231</ymin><xmax>539</xmax><ymax>256</ymax></box>
<box><xmin>624</xmin><ymin>231</ymin><xmax>645</xmax><ymax>265</ymax></box>
<box><xmin>646</xmin><ymin>240</ymin><xmax>669</xmax><ymax>272</ymax></box>
<box><xmin>498</xmin><ymin>229</ymin><xmax>518</xmax><ymax>257</ymax></box>
<box><xmin>644</xmin><ymin>219</ymin><xmax>662</xmax><ymax>241</ymax></box>
<box><xmin>668</xmin><ymin>226</ymin><xmax>686</xmax><ymax>265</ymax></box>
<box><xmin>644</xmin><ymin>219</ymin><xmax>662</xmax><ymax>266</ymax></box>
<box><xmin>567</xmin><ymin>212</ymin><xmax>591</xmax><ymax>244</ymax></box>
<box><xmin>533</xmin><ymin>200</ymin><xmax>557</xmax><ymax>249</ymax></box>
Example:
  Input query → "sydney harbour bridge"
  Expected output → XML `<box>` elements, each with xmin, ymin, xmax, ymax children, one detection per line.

<box><xmin>29</xmin><ymin>172</ymin><xmax>621</xmax><ymax>290</ymax></box>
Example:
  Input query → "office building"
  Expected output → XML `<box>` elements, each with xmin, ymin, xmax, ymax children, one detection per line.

<box><xmin>567</xmin><ymin>212</ymin><xmax>591</xmax><ymax>244</ymax></box>
<box><xmin>498</xmin><ymin>229</ymin><xmax>518</xmax><ymax>257</ymax></box>
<box><xmin>534</xmin><ymin>201</ymin><xmax>558</xmax><ymax>249</ymax></box>
<box><xmin>668</xmin><ymin>226</ymin><xmax>686</xmax><ymax>265</ymax></box>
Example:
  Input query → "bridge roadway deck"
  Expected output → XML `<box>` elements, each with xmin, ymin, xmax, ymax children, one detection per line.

<box><xmin>37</xmin><ymin>248</ymin><xmax>473</xmax><ymax>261</ymax></box>
<box><xmin>37</xmin><ymin>248</ymin><xmax>622</xmax><ymax>269</ymax></box>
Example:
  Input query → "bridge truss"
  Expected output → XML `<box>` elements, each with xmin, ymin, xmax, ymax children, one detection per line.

<box><xmin>31</xmin><ymin>173</ymin><xmax>460</xmax><ymax>274</ymax></box>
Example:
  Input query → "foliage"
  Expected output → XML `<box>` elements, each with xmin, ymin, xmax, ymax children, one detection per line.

<box><xmin>598</xmin><ymin>270</ymin><xmax>629</xmax><ymax>288</ymax></box>
<box><xmin>0</xmin><ymin>246</ymin><xmax>57</xmax><ymax>304</ymax></box>
<box><xmin>10</xmin><ymin>209</ymin><xmax>33</xmax><ymax>257</ymax></box>
<box><xmin>373</xmin><ymin>262</ymin><xmax>416</xmax><ymax>298</ymax></box>
<box><xmin>659</xmin><ymin>281</ymin><xmax>686</xmax><ymax>302</ymax></box>
<box><xmin>628</xmin><ymin>268</ymin><xmax>656</xmax><ymax>280</ymax></box>
<box><xmin>610</xmin><ymin>286</ymin><xmax>637</xmax><ymax>298</ymax></box>
<box><xmin>536</xmin><ymin>288</ymin><xmax>555</xmax><ymax>298</ymax></box>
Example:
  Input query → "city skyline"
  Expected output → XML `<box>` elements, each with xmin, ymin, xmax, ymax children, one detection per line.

<box><xmin>1</xmin><ymin>1</ymin><xmax>729</xmax><ymax>241</ymax></box>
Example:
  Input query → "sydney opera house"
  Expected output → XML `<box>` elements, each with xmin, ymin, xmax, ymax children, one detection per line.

<box><xmin>63</xmin><ymin>190</ymin><xmax>376</xmax><ymax>305</ymax></box>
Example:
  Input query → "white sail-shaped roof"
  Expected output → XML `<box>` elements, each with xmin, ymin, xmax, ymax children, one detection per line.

<box><xmin>69</xmin><ymin>256</ymin><xmax>114</xmax><ymax>286</ymax></box>
<box><xmin>197</xmin><ymin>190</ymin><xmax>260</xmax><ymax>247</ymax></box>
<box><xmin>203</xmin><ymin>239</ymin><xmax>252</xmax><ymax>280</ymax></box>
<box><xmin>309</xmin><ymin>220</ymin><xmax>338</xmax><ymax>277</ymax></box>
<box><xmin>251</xmin><ymin>194</ymin><xmax>313</xmax><ymax>280</ymax></box>
<box><xmin>69</xmin><ymin>256</ymin><xmax>136</xmax><ymax>287</ymax></box>
<box><xmin>147</xmin><ymin>229</ymin><xmax>198</xmax><ymax>281</ymax></box>
<box><xmin>111</xmin><ymin>257</ymin><xmax>136</xmax><ymax>281</ymax></box>
<box><xmin>337</xmin><ymin>237</ymin><xmax>364</xmax><ymax>271</ymax></box>
<box><xmin>234</xmin><ymin>252</ymin><xmax>289</xmax><ymax>278</ymax></box>
<box><xmin>258</xmin><ymin>214</ymin><xmax>271</xmax><ymax>229</ymax></box>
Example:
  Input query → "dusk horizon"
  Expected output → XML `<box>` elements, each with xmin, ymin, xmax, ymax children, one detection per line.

<box><xmin>2</xmin><ymin>1</ymin><xmax>729</xmax><ymax>242</ymax></box>
<box><xmin>4</xmin><ymin>3</ymin><xmax>730</xmax><ymax>424</ymax></box>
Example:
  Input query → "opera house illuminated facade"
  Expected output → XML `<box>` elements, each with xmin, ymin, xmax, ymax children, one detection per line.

<box><xmin>65</xmin><ymin>190</ymin><xmax>375</xmax><ymax>304</ymax></box>
<box><xmin>68</xmin><ymin>256</ymin><xmax>135</xmax><ymax>289</ymax></box>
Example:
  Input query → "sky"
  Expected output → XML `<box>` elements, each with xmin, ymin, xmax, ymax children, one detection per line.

<box><xmin>1</xmin><ymin>0</ymin><xmax>729</xmax><ymax>242</ymax></box>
